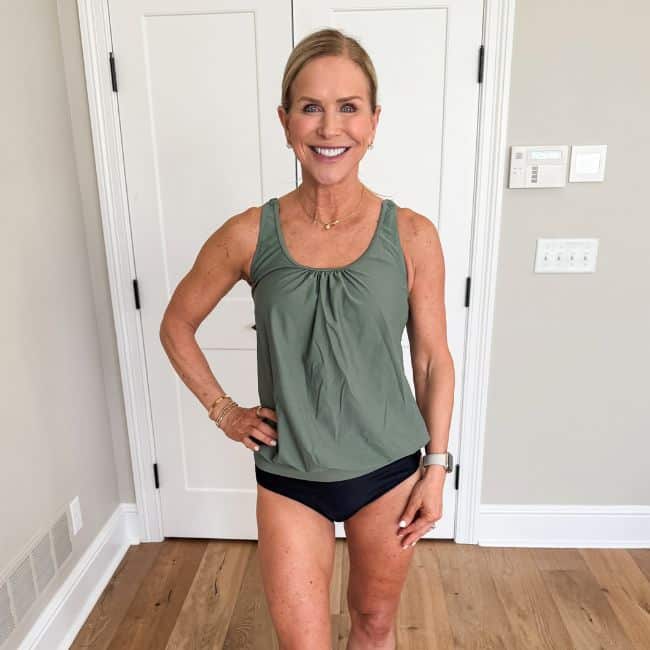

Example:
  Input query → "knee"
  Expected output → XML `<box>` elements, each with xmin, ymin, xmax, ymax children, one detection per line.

<box><xmin>349</xmin><ymin>606</ymin><xmax>395</xmax><ymax>643</ymax></box>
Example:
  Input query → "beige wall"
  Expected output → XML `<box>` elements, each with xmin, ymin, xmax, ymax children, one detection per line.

<box><xmin>0</xmin><ymin>0</ymin><xmax>132</xmax><ymax>637</ymax></box>
<box><xmin>482</xmin><ymin>0</ymin><xmax>650</xmax><ymax>504</ymax></box>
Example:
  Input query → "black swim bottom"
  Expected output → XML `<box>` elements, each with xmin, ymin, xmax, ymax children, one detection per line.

<box><xmin>254</xmin><ymin>450</ymin><xmax>422</xmax><ymax>522</ymax></box>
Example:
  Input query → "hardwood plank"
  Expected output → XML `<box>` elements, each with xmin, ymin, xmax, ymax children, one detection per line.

<box><xmin>165</xmin><ymin>540</ymin><xmax>255</xmax><ymax>649</ymax></box>
<box><xmin>532</xmin><ymin>548</ymin><xmax>633</xmax><ymax>649</ymax></box>
<box><xmin>580</xmin><ymin>548</ymin><xmax>650</xmax><ymax>649</ymax></box>
<box><xmin>397</xmin><ymin>541</ymin><xmax>454</xmax><ymax>649</ymax></box>
<box><xmin>484</xmin><ymin>546</ymin><xmax>573</xmax><ymax>649</ymax></box>
<box><xmin>71</xmin><ymin>542</ymin><xmax>163</xmax><ymax>649</ymax></box>
<box><xmin>330</xmin><ymin>539</ymin><xmax>348</xmax><ymax>650</ymax></box>
<box><xmin>333</xmin><ymin>539</ymin><xmax>351</xmax><ymax>650</ymax></box>
<box><xmin>107</xmin><ymin>539</ymin><xmax>208</xmax><ymax>649</ymax></box>
<box><xmin>436</xmin><ymin>541</ymin><xmax>519</xmax><ymax>648</ymax></box>
<box><xmin>222</xmin><ymin>542</ymin><xmax>278</xmax><ymax>650</ymax></box>
<box><xmin>629</xmin><ymin>549</ymin><xmax>650</xmax><ymax>583</ymax></box>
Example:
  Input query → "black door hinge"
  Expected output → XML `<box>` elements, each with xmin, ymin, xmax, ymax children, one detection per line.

<box><xmin>464</xmin><ymin>276</ymin><xmax>471</xmax><ymax>307</ymax></box>
<box><xmin>477</xmin><ymin>45</ymin><xmax>485</xmax><ymax>84</ymax></box>
<box><xmin>454</xmin><ymin>464</ymin><xmax>460</xmax><ymax>490</ymax></box>
<box><xmin>109</xmin><ymin>52</ymin><xmax>118</xmax><ymax>92</ymax></box>
<box><xmin>153</xmin><ymin>463</ymin><xmax>160</xmax><ymax>489</ymax></box>
<box><xmin>133</xmin><ymin>279</ymin><xmax>141</xmax><ymax>310</ymax></box>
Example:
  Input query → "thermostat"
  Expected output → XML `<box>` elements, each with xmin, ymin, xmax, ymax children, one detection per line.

<box><xmin>509</xmin><ymin>145</ymin><xmax>569</xmax><ymax>188</ymax></box>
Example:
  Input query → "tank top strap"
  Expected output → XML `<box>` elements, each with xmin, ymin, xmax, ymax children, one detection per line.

<box><xmin>250</xmin><ymin>198</ymin><xmax>283</xmax><ymax>290</ymax></box>
<box><xmin>375</xmin><ymin>198</ymin><xmax>406</xmax><ymax>269</ymax></box>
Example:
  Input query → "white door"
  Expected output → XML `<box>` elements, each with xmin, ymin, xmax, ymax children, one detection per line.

<box><xmin>107</xmin><ymin>0</ymin><xmax>482</xmax><ymax>539</ymax></box>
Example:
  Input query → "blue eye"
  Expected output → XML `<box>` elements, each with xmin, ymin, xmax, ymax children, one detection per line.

<box><xmin>302</xmin><ymin>103</ymin><xmax>357</xmax><ymax>113</ymax></box>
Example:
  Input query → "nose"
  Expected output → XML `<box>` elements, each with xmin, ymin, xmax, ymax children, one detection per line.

<box><xmin>316</xmin><ymin>108</ymin><xmax>340</xmax><ymax>139</ymax></box>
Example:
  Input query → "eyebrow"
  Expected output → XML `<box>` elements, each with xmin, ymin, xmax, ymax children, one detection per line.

<box><xmin>296</xmin><ymin>95</ymin><xmax>363</xmax><ymax>103</ymax></box>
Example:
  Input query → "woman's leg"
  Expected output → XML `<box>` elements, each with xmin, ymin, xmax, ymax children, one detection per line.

<box><xmin>256</xmin><ymin>483</ymin><xmax>336</xmax><ymax>650</ymax></box>
<box><xmin>343</xmin><ymin>465</ymin><xmax>421</xmax><ymax>650</ymax></box>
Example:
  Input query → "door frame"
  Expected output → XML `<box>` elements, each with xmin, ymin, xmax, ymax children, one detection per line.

<box><xmin>77</xmin><ymin>0</ymin><xmax>516</xmax><ymax>543</ymax></box>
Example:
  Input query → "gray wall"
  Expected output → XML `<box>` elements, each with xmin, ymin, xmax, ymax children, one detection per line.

<box><xmin>0</xmin><ymin>0</ymin><xmax>133</xmax><ymax>639</ymax></box>
<box><xmin>482</xmin><ymin>0</ymin><xmax>650</xmax><ymax>504</ymax></box>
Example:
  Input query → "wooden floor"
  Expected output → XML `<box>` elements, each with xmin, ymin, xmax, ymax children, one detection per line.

<box><xmin>71</xmin><ymin>539</ymin><xmax>650</xmax><ymax>649</ymax></box>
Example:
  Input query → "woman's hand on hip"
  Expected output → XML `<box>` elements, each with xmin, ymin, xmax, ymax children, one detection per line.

<box><xmin>216</xmin><ymin>405</ymin><xmax>278</xmax><ymax>452</ymax></box>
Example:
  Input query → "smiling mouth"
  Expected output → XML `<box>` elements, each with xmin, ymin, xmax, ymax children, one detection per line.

<box><xmin>309</xmin><ymin>145</ymin><xmax>351</xmax><ymax>159</ymax></box>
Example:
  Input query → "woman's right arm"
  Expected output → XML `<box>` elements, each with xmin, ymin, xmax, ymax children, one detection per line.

<box><xmin>158</xmin><ymin>207</ymin><xmax>278</xmax><ymax>451</ymax></box>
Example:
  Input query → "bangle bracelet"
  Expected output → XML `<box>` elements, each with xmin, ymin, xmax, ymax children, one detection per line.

<box><xmin>215</xmin><ymin>400</ymin><xmax>237</xmax><ymax>427</ymax></box>
<box><xmin>208</xmin><ymin>394</ymin><xmax>230</xmax><ymax>419</ymax></box>
<box><xmin>212</xmin><ymin>398</ymin><xmax>234</xmax><ymax>424</ymax></box>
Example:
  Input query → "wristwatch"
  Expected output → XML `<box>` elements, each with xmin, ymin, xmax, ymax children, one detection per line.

<box><xmin>422</xmin><ymin>451</ymin><xmax>453</xmax><ymax>473</ymax></box>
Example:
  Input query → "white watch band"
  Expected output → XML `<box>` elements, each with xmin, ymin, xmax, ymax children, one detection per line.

<box><xmin>422</xmin><ymin>451</ymin><xmax>453</xmax><ymax>472</ymax></box>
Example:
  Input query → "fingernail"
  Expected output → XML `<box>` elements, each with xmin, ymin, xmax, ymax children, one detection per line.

<box><xmin>254</xmin><ymin>445</ymin><xmax>260</xmax><ymax>451</ymax></box>
<box><xmin>270</xmin><ymin>440</ymin><xmax>277</xmax><ymax>446</ymax></box>
<box><xmin>399</xmin><ymin>520</ymin><xmax>407</xmax><ymax>528</ymax></box>
<box><xmin>401</xmin><ymin>544</ymin><xmax>408</xmax><ymax>550</ymax></box>
<box><xmin>411</xmin><ymin>542</ymin><xmax>416</xmax><ymax>547</ymax></box>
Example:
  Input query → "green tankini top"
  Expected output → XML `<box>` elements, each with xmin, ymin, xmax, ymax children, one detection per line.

<box><xmin>249</xmin><ymin>196</ymin><xmax>429</xmax><ymax>481</ymax></box>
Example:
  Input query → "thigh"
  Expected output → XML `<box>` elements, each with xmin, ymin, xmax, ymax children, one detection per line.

<box><xmin>256</xmin><ymin>483</ymin><xmax>336</xmax><ymax>650</ymax></box>
<box><xmin>343</xmin><ymin>464</ymin><xmax>421</xmax><ymax>613</ymax></box>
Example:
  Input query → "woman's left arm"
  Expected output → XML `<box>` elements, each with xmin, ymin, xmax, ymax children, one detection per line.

<box><xmin>404</xmin><ymin>210</ymin><xmax>455</xmax><ymax>488</ymax></box>
<box><xmin>396</xmin><ymin>209</ymin><xmax>455</xmax><ymax>546</ymax></box>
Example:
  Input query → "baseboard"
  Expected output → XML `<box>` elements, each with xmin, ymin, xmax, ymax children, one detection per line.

<box><xmin>478</xmin><ymin>504</ymin><xmax>650</xmax><ymax>548</ymax></box>
<box><xmin>19</xmin><ymin>503</ymin><xmax>139</xmax><ymax>650</ymax></box>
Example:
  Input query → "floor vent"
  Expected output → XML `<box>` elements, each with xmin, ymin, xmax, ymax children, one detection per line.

<box><xmin>7</xmin><ymin>556</ymin><xmax>36</xmax><ymax>626</ymax></box>
<box><xmin>51</xmin><ymin>512</ymin><xmax>72</xmax><ymax>569</ymax></box>
<box><xmin>32</xmin><ymin>533</ymin><xmax>56</xmax><ymax>594</ymax></box>
<box><xmin>1</xmin><ymin>509</ymin><xmax>73</xmax><ymax>646</ymax></box>
<box><xmin>0</xmin><ymin>582</ymin><xmax>15</xmax><ymax>645</ymax></box>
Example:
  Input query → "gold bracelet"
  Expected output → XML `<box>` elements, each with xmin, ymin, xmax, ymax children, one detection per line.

<box><xmin>208</xmin><ymin>394</ymin><xmax>230</xmax><ymax>419</ymax></box>
<box><xmin>215</xmin><ymin>400</ymin><xmax>238</xmax><ymax>427</ymax></box>
<box><xmin>215</xmin><ymin>402</ymin><xmax>237</xmax><ymax>427</ymax></box>
<box><xmin>212</xmin><ymin>397</ymin><xmax>234</xmax><ymax>423</ymax></box>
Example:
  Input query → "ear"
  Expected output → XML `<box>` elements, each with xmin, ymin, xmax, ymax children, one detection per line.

<box><xmin>277</xmin><ymin>105</ymin><xmax>289</xmax><ymax>139</ymax></box>
<box><xmin>370</xmin><ymin>104</ymin><xmax>381</xmax><ymax>140</ymax></box>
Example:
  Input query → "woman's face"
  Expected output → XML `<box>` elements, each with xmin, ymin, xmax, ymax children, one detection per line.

<box><xmin>279</xmin><ymin>55</ymin><xmax>380</xmax><ymax>186</ymax></box>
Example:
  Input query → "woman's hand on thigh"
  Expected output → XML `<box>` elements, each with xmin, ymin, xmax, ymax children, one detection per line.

<box><xmin>396</xmin><ymin>474</ymin><xmax>443</xmax><ymax>547</ymax></box>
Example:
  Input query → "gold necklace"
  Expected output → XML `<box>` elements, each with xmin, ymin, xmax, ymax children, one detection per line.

<box><xmin>296</xmin><ymin>185</ymin><xmax>366</xmax><ymax>230</ymax></box>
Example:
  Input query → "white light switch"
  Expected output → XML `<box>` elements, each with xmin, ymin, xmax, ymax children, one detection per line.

<box><xmin>534</xmin><ymin>238</ymin><xmax>598</xmax><ymax>273</ymax></box>
<box><xmin>569</xmin><ymin>145</ymin><xmax>607</xmax><ymax>182</ymax></box>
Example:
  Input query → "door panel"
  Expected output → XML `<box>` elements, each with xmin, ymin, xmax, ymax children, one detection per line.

<box><xmin>108</xmin><ymin>0</ymin><xmax>294</xmax><ymax>537</ymax></box>
<box><xmin>295</xmin><ymin>0</ymin><xmax>483</xmax><ymax>538</ymax></box>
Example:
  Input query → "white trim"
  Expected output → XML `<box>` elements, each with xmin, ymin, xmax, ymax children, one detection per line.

<box><xmin>454</xmin><ymin>0</ymin><xmax>516</xmax><ymax>543</ymax></box>
<box><xmin>19</xmin><ymin>504</ymin><xmax>139</xmax><ymax>650</ymax></box>
<box><xmin>77</xmin><ymin>0</ymin><xmax>164</xmax><ymax>541</ymax></box>
<box><xmin>76</xmin><ymin>0</ymin><xmax>516</xmax><ymax>543</ymax></box>
<box><xmin>479</xmin><ymin>505</ymin><xmax>650</xmax><ymax>548</ymax></box>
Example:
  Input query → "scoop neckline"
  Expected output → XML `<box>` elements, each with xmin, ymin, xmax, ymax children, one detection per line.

<box><xmin>272</xmin><ymin>197</ymin><xmax>389</xmax><ymax>272</ymax></box>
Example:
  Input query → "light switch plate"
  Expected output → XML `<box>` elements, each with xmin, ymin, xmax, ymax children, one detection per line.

<box><xmin>534</xmin><ymin>238</ymin><xmax>598</xmax><ymax>273</ymax></box>
<box><xmin>569</xmin><ymin>145</ymin><xmax>607</xmax><ymax>182</ymax></box>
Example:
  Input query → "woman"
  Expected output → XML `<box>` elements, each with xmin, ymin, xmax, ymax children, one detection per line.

<box><xmin>160</xmin><ymin>28</ymin><xmax>454</xmax><ymax>650</ymax></box>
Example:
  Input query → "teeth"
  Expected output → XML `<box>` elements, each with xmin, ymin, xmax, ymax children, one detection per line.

<box><xmin>313</xmin><ymin>146</ymin><xmax>348</xmax><ymax>157</ymax></box>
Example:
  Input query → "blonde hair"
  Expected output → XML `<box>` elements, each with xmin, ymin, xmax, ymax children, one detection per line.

<box><xmin>280</xmin><ymin>28</ymin><xmax>378</xmax><ymax>113</ymax></box>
